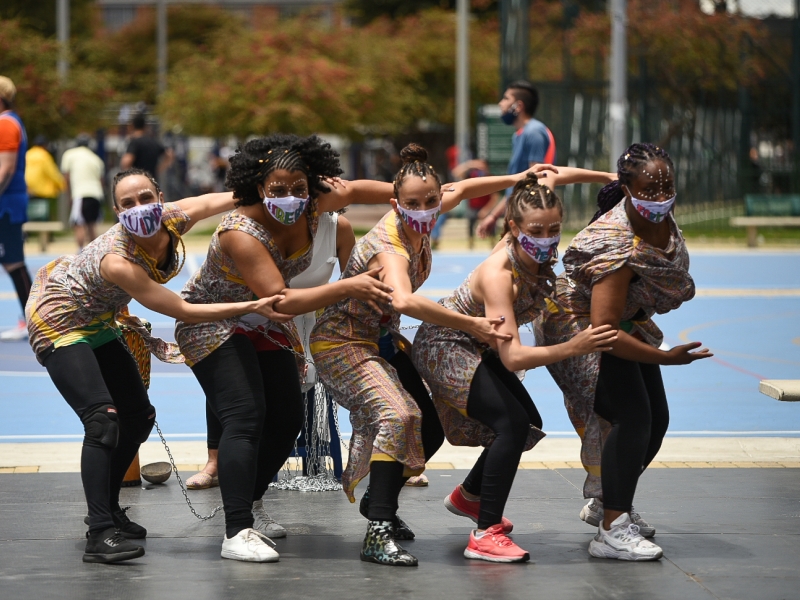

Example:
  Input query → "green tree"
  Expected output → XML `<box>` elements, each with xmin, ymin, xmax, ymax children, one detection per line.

<box><xmin>0</xmin><ymin>0</ymin><xmax>95</xmax><ymax>39</ymax></box>
<box><xmin>0</xmin><ymin>20</ymin><xmax>114</xmax><ymax>139</ymax></box>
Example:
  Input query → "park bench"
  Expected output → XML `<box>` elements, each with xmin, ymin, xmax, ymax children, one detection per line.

<box><xmin>730</xmin><ymin>194</ymin><xmax>800</xmax><ymax>247</ymax></box>
<box><xmin>23</xmin><ymin>221</ymin><xmax>64</xmax><ymax>252</ymax></box>
<box><xmin>759</xmin><ymin>380</ymin><xmax>800</xmax><ymax>402</ymax></box>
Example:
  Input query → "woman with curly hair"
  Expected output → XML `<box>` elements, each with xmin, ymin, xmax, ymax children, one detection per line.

<box><xmin>310</xmin><ymin>143</ymin><xmax>555</xmax><ymax>567</ymax></box>
<box><xmin>537</xmin><ymin>143</ymin><xmax>712</xmax><ymax>561</ymax></box>
<box><xmin>25</xmin><ymin>169</ymin><xmax>287</xmax><ymax>564</ymax></box>
<box><xmin>412</xmin><ymin>168</ymin><xmax>617</xmax><ymax>563</ymax></box>
<box><xmin>175</xmin><ymin>134</ymin><xmax>395</xmax><ymax>563</ymax></box>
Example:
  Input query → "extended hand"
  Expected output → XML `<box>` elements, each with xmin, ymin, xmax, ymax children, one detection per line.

<box><xmin>663</xmin><ymin>342</ymin><xmax>713</xmax><ymax>365</ymax></box>
<box><xmin>476</xmin><ymin>215</ymin><xmax>497</xmax><ymax>239</ymax></box>
<box><xmin>569</xmin><ymin>324</ymin><xmax>618</xmax><ymax>356</ymax></box>
<box><xmin>254</xmin><ymin>294</ymin><xmax>295</xmax><ymax>323</ymax></box>
<box><xmin>525</xmin><ymin>163</ymin><xmax>559</xmax><ymax>178</ymax></box>
<box><xmin>470</xmin><ymin>316</ymin><xmax>513</xmax><ymax>345</ymax></box>
<box><xmin>349</xmin><ymin>266</ymin><xmax>394</xmax><ymax>313</ymax></box>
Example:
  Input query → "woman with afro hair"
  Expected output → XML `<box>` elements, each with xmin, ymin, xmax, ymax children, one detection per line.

<box><xmin>175</xmin><ymin>134</ymin><xmax>397</xmax><ymax>563</ymax></box>
<box><xmin>310</xmin><ymin>143</ymin><xmax>556</xmax><ymax>566</ymax></box>
<box><xmin>537</xmin><ymin>143</ymin><xmax>712</xmax><ymax>561</ymax></box>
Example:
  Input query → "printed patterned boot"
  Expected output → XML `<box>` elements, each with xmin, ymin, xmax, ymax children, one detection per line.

<box><xmin>360</xmin><ymin>520</ymin><xmax>418</xmax><ymax>566</ymax></box>
<box><xmin>359</xmin><ymin>487</ymin><xmax>415</xmax><ymax>540</ymax></box>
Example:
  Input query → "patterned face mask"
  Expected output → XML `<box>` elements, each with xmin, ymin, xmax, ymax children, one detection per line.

<box><xmin>516</xmin><ymin>232</ymin><xmax>560</xmax><ymax>263</ymax></box>
<box><xmin>396</xmin><ymin>202</ymin><xmax>441</xmax><ymax>235</ymax></box>
<box><xmin>263</xmin><ymin>194</ymin><xmax>309</xmax><ymax>226</ymax></box>
<box><xmin>625</xmin><ymin>186</ymin><xmax>676</xmax><ymax>223</ymax></box>
<box><xmin>119</xmin><ymin>202</ymin><xmax>163</xmax><ymax>238</ymax></box>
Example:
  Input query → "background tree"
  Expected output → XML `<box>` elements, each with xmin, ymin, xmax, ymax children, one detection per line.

<box><xmin>0</xmin><ymin>20</ymin><xmax>114</xmax><ymax>139</ymax></box>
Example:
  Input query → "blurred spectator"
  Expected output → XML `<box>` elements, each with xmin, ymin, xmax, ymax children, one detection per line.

<box><xmin>120</xmin><ymin>113</ymin><xmax>166</xmax><ymax>177</ymax></box>
<box><xmin>0</xmin><ymin>75</ymin><xmax>32</xmax><ymax>341</ymax></box>
<box><xmin>452</xmin><ymin>159</ymin><xmax>496</xmax><ymax>249</ymax></box>
<box><xmin>25</xmin><ymin>135</ymin><xmax>65</xmax><ymax>222</ymax></box>
<box><xmin>61</xmin><ymin>134</ymin><xmax>105</xmax><ymax>249</ymax></box>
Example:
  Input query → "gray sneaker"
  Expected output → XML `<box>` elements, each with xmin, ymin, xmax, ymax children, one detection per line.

<box><xmin>252</xmin><ymin>499</ymin><xmax>287</xmax><ymax>539</ymax></box>
<box><xmin>580</xmin><ymin>499</ymin><xmax>656</xmax><ymax>538</ymax></box>
<box><xmin>630</xmin><ymin>506</ymin><xmax>656</xmax><ymax>538</ymax></box>
<box><xmin>579</xmin><ymin>498</ymin><xmax>604</xmax><ymax>527</ymax></box>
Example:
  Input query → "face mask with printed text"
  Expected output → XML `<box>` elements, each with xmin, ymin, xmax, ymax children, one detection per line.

<box><xmin>396</xmin><ymin>202</ymin><xmax>441</xmax><ymax>235</ymax></box>
<box><xmin>119</xmin><ymin>202</ymin><xmax>163</xmax><ymax>238</ymax></box>
<box><xmin>263</xmin><ymin>194</ymin><xmax>309</xmax><ymax>226</ymax></box>
<box><xmin>629</xmin><ymin>193</ymin><xmax>676</xmax><ymax>223</ymax></box>
<box><xmin>516</xmin><ymin>232</ymin><xmax>560</xmax><ymax>263</ymax></box>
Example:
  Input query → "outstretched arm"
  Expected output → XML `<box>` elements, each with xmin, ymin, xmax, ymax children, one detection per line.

<box><xmin>371</xmin><ymin>252</ymin><xmax>511</xmax><ymax>346</ymax></box>
<box><xmin>173</xmin><ymin>192</ymin><xmax>236</xmax><ymax>231</ymax></box>
<box><xmin>317</xmin><ymin>180</ymin><xmax>394</xmax><ymax>213</ymax></box>
<box><xmin>476</xmin><ymin>262</ymin><xmax>617</xmax><ymax>371</ymax></box>
<box><xmin>441</xmin><ymin>164</ymin><xmax>557</xmax><ymax>213</ymax></box>
<box><xmin>591</xmin><ymin>267</ymin><xmax>713</xmax><ymax>365</ymax></box>
<box><xmin>536</xmin><ymin>168</ymin><xmax>615</xmax><ymax>191</ymax></box>
<box><xmin>99</xmin><ymin>254</ymin><xmax>289</xmax><ymax>324</ymax></box>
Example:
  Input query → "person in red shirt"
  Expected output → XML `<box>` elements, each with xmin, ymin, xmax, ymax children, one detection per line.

<box><xmin>0</xmin><ymin>76</ymin><xmax>32</xmax><ymax>341</ymax></box>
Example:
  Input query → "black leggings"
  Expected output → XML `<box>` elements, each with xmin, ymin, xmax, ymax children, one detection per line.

<box><xmin>367</xmin><ymin>350</ymin><xmax>445</xmax><ymax>521</ymax></box>
<box><xmin>43</xmin><ymin>339</ymin><xmax>155</xmax><ymax>533</ymax></box>
<box><xmin>191</xmin><ymin>335</ymin><xmax>303</xmax><ymax>538</ymax></box>
<box><xmin>461</xmin><ymin>351</ymin><xmax>542</xmax><ymax>530</ymax></box>
<box><xmin>593</xmin><ymin>352</ymin><xmax>669</xmax><ymax>512</ymax></box>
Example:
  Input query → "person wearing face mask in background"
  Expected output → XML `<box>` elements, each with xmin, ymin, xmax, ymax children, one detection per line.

<box><xmin>310</xmin><ymin>144</ymin><xmax>554</xmax><ymax>567</ymax></box>
<box><xmin>174</xmin><ymin>134</ymin><xmax>401</xmax><ymax>564</ymax></box>
<box><xmin>477</xmin><ymin>80</ymin><xmax>556</xmax><ymax>239</ymax></box>
<box><xmin>412</xmin><ymin>168</ymin><xmax>617</xmax><ymax>563</ymax></box>
<box><xmin>536</xmin><ymin>143</ymin><xmax>713</xmax><ymax>562</ymax></box>
<box><xmin>24</xmin><ymin>169</ymin><xmax>290</xmax><ymax>565</ymax></box>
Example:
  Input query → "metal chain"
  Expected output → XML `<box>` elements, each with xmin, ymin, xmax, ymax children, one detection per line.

<box><xmin>153</xmin><ymin>420</ymin><xmax>222</xmax><ymax>520</ymax></box>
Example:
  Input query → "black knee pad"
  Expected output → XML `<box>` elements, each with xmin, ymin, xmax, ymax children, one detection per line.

<box><xmin>125</xmin><ymin>405</ymin><xmax>156</xmax><ymax>444</ymax></box>
<box><xmin>81</xmin><ymin>404</ymin><xmax>119</xmax><ymax>449</ymax></box>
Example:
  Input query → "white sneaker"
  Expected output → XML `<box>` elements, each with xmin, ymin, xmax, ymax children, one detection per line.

<box><xmin>221</xmin><ymin>528</ymin><xmax>279</xmax><ymax>562</ymax></box>
<box><xmin>579</xmin><ymin>498</ymin><xmax>604</xmax><ymax>527</ymax></box>
<box><xmin>252</xmin><ymin>499</ymin><xmax>287</xmax><ymax>539</ymax></box>
<box><xmin>0</xmin><ymin>321</ymin><xmax>28</xmax><ymax>341</ymax></box>
<box><xmin>588</xmin><ymin>513</ymin><xmax>663</xmax><ymax>561</ymax></box>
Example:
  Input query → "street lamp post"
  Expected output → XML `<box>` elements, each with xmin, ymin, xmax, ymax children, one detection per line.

<box><xmin>456</xmin><ymin>0</ymin><xmax>470</xmax><ymax>163</ymax></box>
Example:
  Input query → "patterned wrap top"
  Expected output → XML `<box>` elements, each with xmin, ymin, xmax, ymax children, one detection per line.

<box><xmin>413</xmin><ymin>237</ymin><xmax>553</xmax><ymax>448</ymax></box>
<box><xmin>175</xmin><ymin>202</ymin><xmax>318</xmax><ymax>367</ymax></box>
<box><xmin>26</xmin><ymin>202</ymin><xmax>189</xmax><ymax>365</ymax></box>
<box><xmin>535</xmin><ymin>200</ymin><xmax>695</xmax><ymax>498</ymax></box>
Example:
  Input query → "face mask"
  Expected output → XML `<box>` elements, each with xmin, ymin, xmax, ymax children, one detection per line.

<box><xmin>119</xmin><ymin>202</ymin><xmax>163</xmax><ymax>238</ymax></box>
<box><xmin>263</xmin><ymin>194</ymin><xmax>308</xmax><ymax>226</ymax></box>
<box><xmin>516</xmin><ymin>232</ymin><xmax>560</xmax><ymax>263</ymax></box>
<box><xmin>500</xmin><ymin>102</ymin><xmax>518</xmax><ymax>125</ymax></box>
<box><xmin>396</xmin><ymin>202</ymin><xmax>441</xmax><ymax>235</ymax></box>
<box><xmin>629</xmin><ymin>193</ymin><xmax>676</xmax><ymax>223</ymax></box>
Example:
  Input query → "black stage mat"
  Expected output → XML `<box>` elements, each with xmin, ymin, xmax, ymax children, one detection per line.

<box><xmin>1</xmin><ymin>469</ymin><xmax>798</xmax><ymax>600</ymax></box>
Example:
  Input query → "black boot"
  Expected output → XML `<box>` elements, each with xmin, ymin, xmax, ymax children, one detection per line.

<box><xmin>360</xmin><ymin>520</ymin><xmax>418</xmax><ymax>566</ymax></box>
<box><xmin>359</xmin><ymin>487</ymin><xmax>415</xmax><ymax>540</ymax></box>
<box><xmin>83</xmin><ymin>527</ymin><xmax>145</xmax><ymax>564</ymax></box>
<box><xmin>112</xmin><ymin>507</ymin><xmax>147</xmax><ymax>539</ymax></box>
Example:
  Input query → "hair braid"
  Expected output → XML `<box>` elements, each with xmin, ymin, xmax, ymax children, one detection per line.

<box><xmin>591</xmin><ymin>142</ymin><xmax>675</xmax><ymax>224</ymax></box>
<box><xmin>392</xmin><ymin>143</ymin><xmax>441</xmax><ymax>198</ymax></box>
<box><xmin>226</xmin><ymin>134</ymin><xmax>343</xmax><ymax>207</ymax></box>
<box><xmin>502</xmin><ymin>173</ymin><xmax>563</xmax><ymax>236</ymax></box>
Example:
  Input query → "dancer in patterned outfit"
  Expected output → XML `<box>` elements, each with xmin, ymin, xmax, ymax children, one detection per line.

<box><xmin>536</xmin><ymin>143</ymin><xmax>712</xmax><ymax>561</ymax></box>
<box><xmin>25</xmin><ymin>169</ymin><xmax>287</xmax><ymax>565</ymax></box>
<box><xmin>311</xmin><ymin>144</ymin><xmax>554</xmax><ymax>566</ymax></box>
<box><xmin>413</xmin><ymin>168</ymin><xmax>618</xmax><ymax>563</ymax></box>
<box><xmin>175</xmin><ymin>134</ymin><xmax>395</xmax><ymax>563</ymax></box>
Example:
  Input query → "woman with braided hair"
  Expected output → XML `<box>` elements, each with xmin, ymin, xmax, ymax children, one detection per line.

<box><xmin>310</xmin><ymin>143</ymin><xmax>554</xmax><ymax>567</ymax></box>
<box><xmin>412</xmin><ymin>168</ymin><xmax>617</xmax><ymax>563</ymax></box>
<box><xmin>175</xmin><ymin>134</ymin><xmax>397</xmax><ymax>563</ymax></box>
<box><xmin>537</xmin><ymin>143</ymin><xmax>712</xmax><ymax>561</ymax></box>
<box><xmin>25</xmin><ymin>169</ymin><xmax>289</xmax><ymax>564</ymax></box>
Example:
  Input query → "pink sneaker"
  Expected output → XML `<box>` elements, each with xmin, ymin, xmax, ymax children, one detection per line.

<box><xmin>444</xmin><ymin>485</ymin><xmax>513</xmax><ymax>533</ymax></box>
<box><xmin>463</xmin><ymin>525</ymin><xmax>530</xmax><ymax>563</ymax></box>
